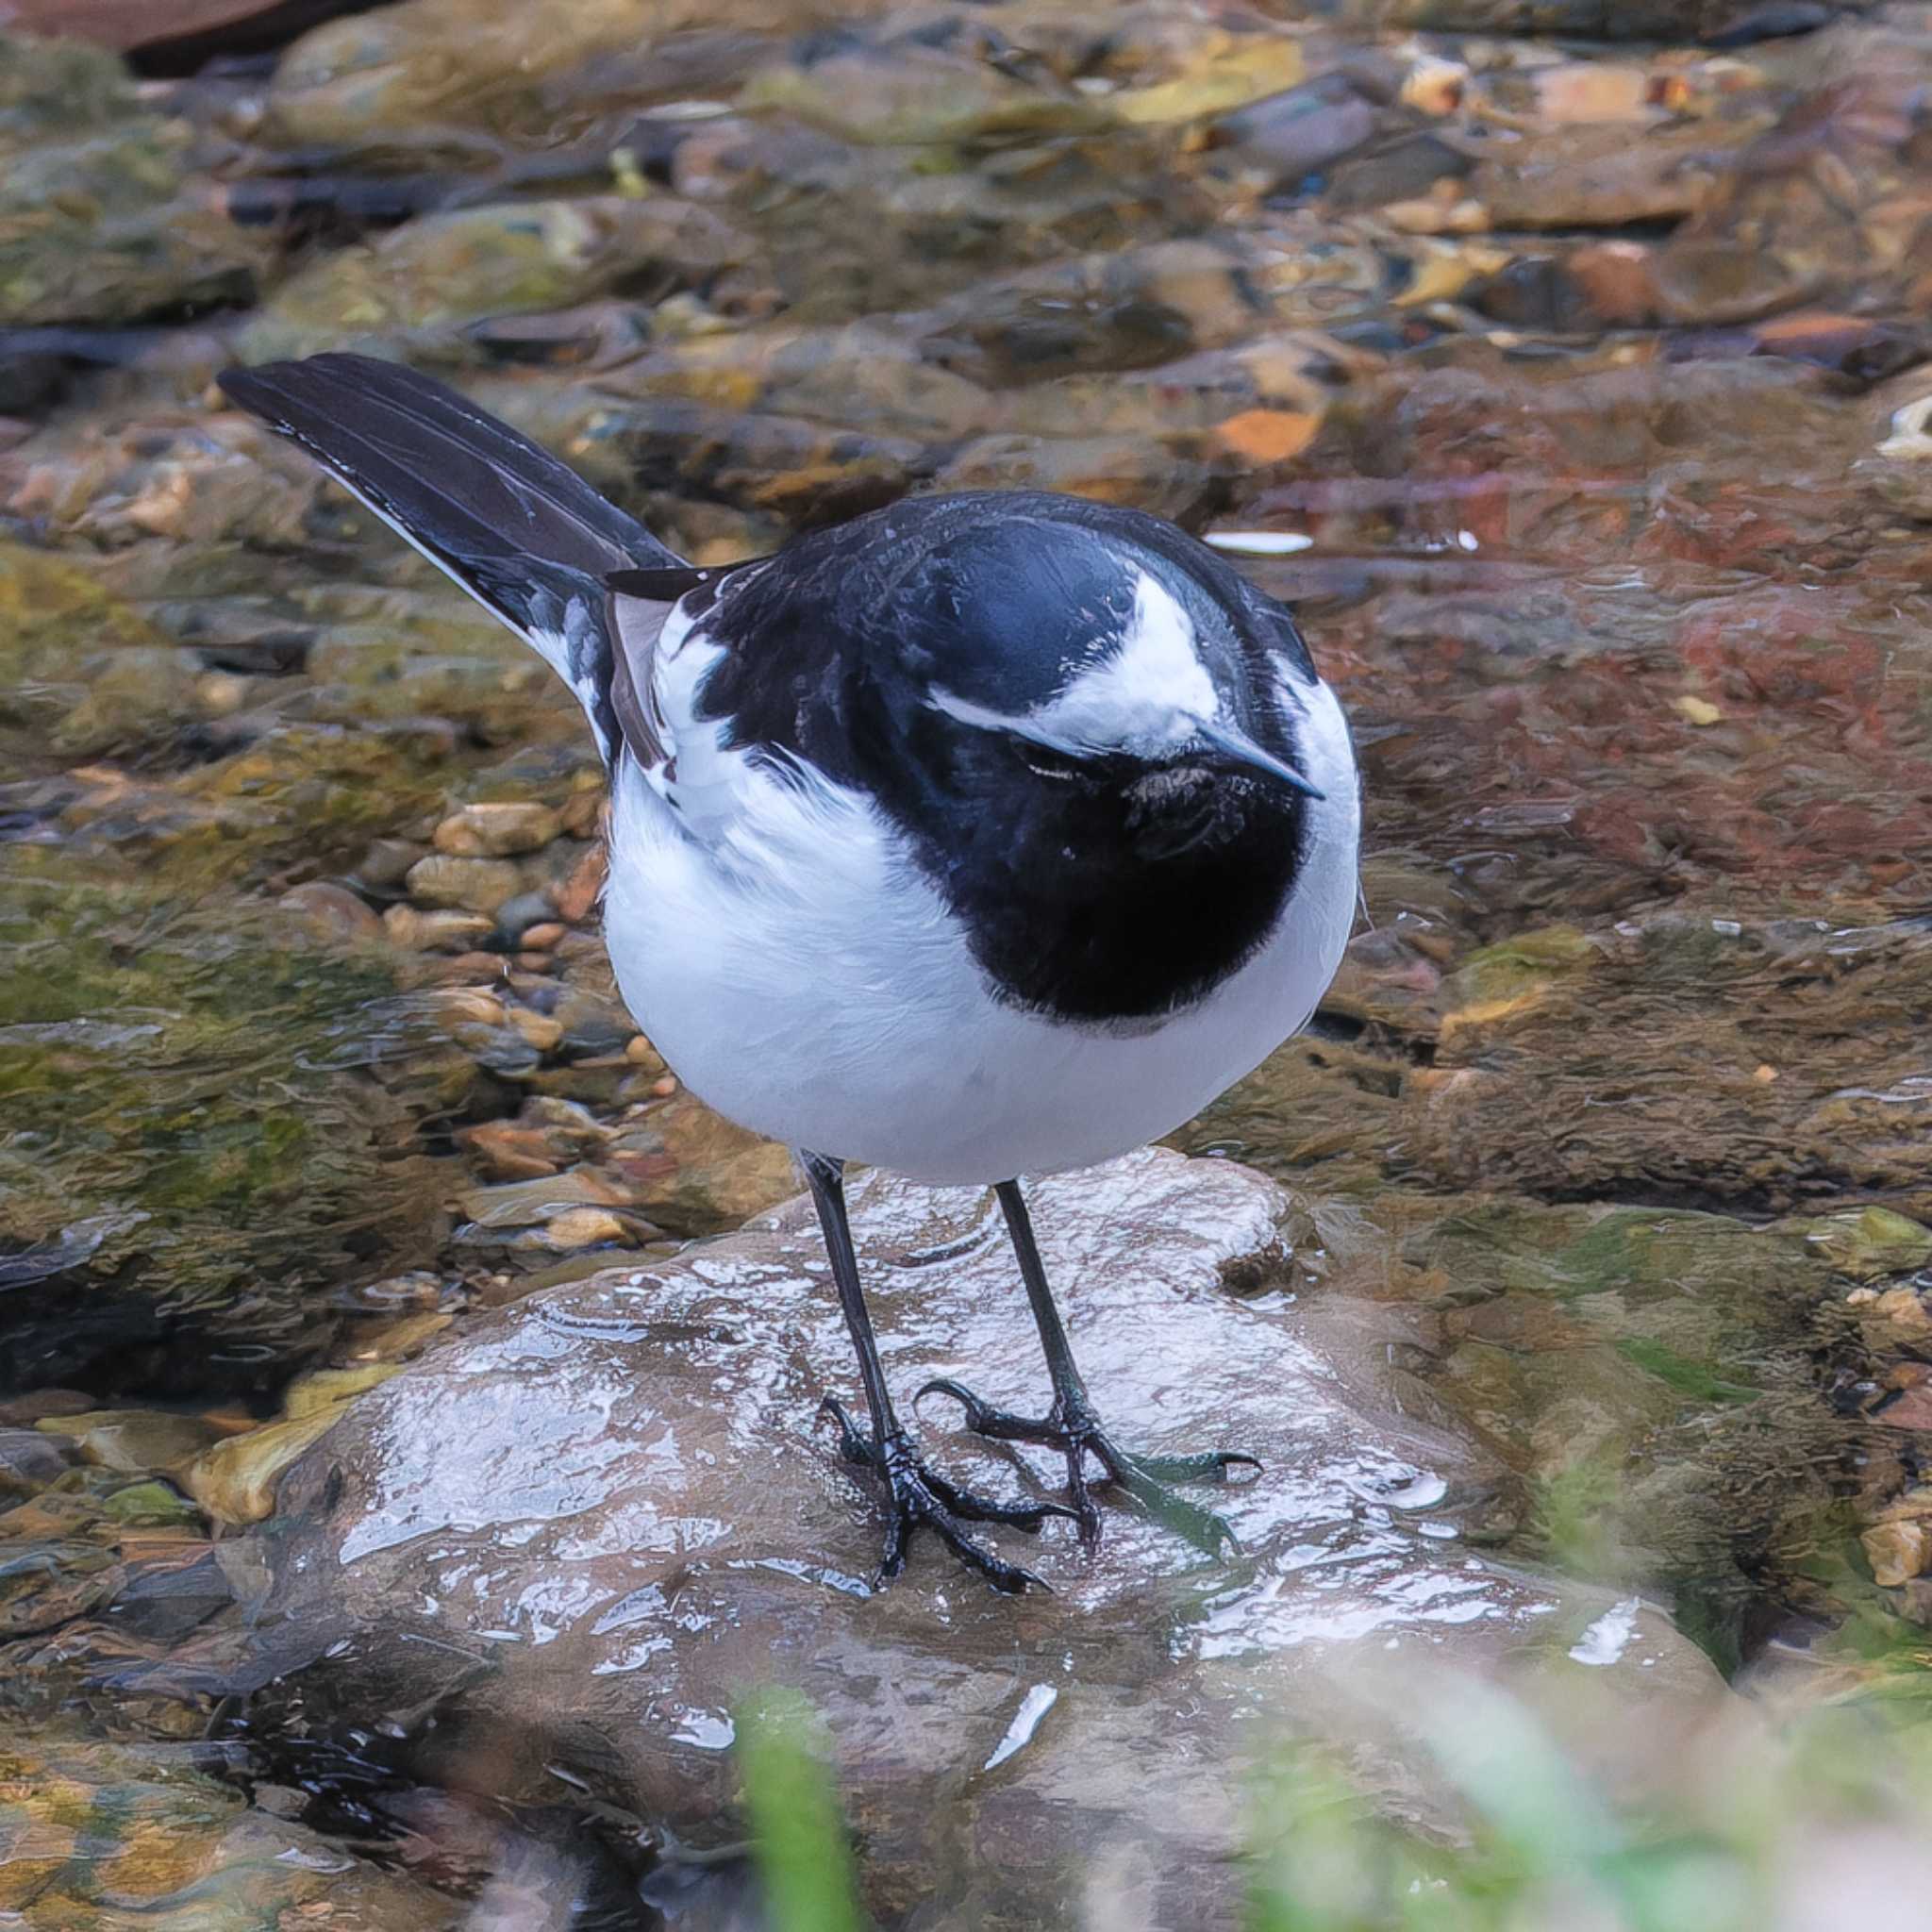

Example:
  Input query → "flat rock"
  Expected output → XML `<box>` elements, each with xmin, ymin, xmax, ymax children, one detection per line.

<box><xmin>254</xmin><ymin>1148</ymin><xmax>1728</xmax><ymax>1928</ymax></box>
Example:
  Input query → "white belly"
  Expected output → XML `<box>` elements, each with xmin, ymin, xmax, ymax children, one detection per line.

<box><xmin>603</xmin><ymin>684</ymin><xmax>1358</xmax><ymax>1186</ymax></box>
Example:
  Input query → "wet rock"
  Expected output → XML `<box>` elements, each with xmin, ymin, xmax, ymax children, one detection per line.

<box><xmin>1845</xmin><ymin>1284</ymin><xmax>1932</xmax><ymax>1348</ymax></box>
<box><xmin>276</xmin><ymin>879</ymin><xmax>384</xmax><ymax>944</ymax></box>
<box><xmin>180</xmin><ymin>1408</ymin><xmax>343</xmax><ymax>1524</ymax></box>
<box><xmin>1655</xmin><ymin>239</ymin><xmax>1823</xmax><ymax>325</ymax></box>
<box><xmin>35</xmin><ymin>1408</ymin><xmax>222</xmax><ymax>1474</ymax></box>
<box><xmin>282</xmin><ymin>1361</ymin><xmax>406</xmax><ymax>1417</ymax></box>
<box><xmin>1407</xmin><ymin>916</ymin><xmax>1932</xmax><ymax>1217</ymax></box>
<box><xmin>251</xmin><ymin>1150</ymin><xmax>1727</xmax><ymax>1925</ymax></box>
<box><xmin>1803</xmin><ymin>1208</ymin><xmax>1932</xmax><ymax>1281</ymax></box>
<box><xmin>933</xmin><ymin>432</ymin><xmax>1216</xmax><ymax>522</ymax></box>
<box><xmin>0</xmin><ymin>878</ymin><xmax>444</xmax><ymax>1397</ymax></box>
<box><xmin>459</xmin><ymin>1119</ymin><xmax>568</xmax><ymax>1183</ymax></box>
<box><xmin>0</xmin><ymin>1429</ymin><xmax>72</xmax><ymax>1497</ymax></box>
<box><xmin>0</xmin><ymin>37</ymin><xmax>271</xmax><ymax>326</ymax></box>
<box><xmin>1104</xmin><ymin>22</ymin><xmax>1307</xmax><ymax>126</ymax></box>
<box><xmin>1210</xmin><ymin>76</ymin><xmax>1380</xmax><ymax>187</ymax></box>
<box><xmin>5</xmin><ymin>0</ymin><xmax>373</xmax><ymax>57</ymax></box>
<box><xmin>1863</xmin><ymin>1517</ymin><xmax>1931</xmax><ymax>1588</ymax></box>
<box><xmin>0</xmin><ymin>543</ymin><xmax>178</xmax><ymax>763</ymax></box>
<box><xmin>383</xmin><ymin>905</ymin><xmax>495</xmax><ymax>951</ymax></box>
<box><xmin>0</xmin><ymin>1738</ymin><xmax>456</xmax><ymax>1929</ymax></box>
<box><xmin>1567</xmin><ymin>239</ymin><xmax>1661</xmax><ymax>325</ymax></box>
<box><xmin>433</xmin><ymin>800</ymin><xmax>562</xmax><ymax>858</ymax></box>
<box><xmin>264</xmin><ymin>0</ymin><xmax>804</xmax><ymax>150</ymax></box>
<box><xmin>602</xmin><ymin>1090</ymin><xmax>797</xmax><ymax>1235</ymax></box>
<box><xmin>239</xmin><ymin>198</ymin><xmax>749</xmax><ymax>361</ymax></box>
<box><xmin>1528</xmin><ymin>62</ymin><xmax>1655</xmax><ymax>126</ymax></box>
<box><xmin>1473</xmin><ymin>123</ymin><xmax>1736</xmax><ymax>230</ymax></box>
<box><xmin>739</xmin><ymin>25</ymin><xmax>1108</xmax><ymax>146</ymax></box>
<box><xmin>1326</xmin><ymin>130</ymin><xmax>1471</xmax><ymax>211</ymax></box>
<box><xmin>493</xmin><ymin>891</ymin><xmax>557</xmax><ymax>948</ymax></box>
<box><xmin>355</xmin><ymin>837</ymin><xmax>429</xmax><ymax>891</ymax></box>
<box><xmin>404</xmin><ymin>853</ymin><xmax>523</xmax><ymax>915</ymax></box>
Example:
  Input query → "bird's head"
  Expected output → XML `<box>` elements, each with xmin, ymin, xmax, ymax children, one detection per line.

<box><xmin>924</xmin><ymin>567</ymin><xmax>1323</xmax><ymax>851</ymax></box>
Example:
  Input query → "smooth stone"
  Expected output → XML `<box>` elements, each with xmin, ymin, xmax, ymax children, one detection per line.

<box><xmin>404</xmin><ymin>854</ymin><xmax>524</xmax><ymax>916</ymax></box>
<box><xmin>281</xmin><ymin>1361</ymin><xmax>406</xmax><ymax>1419</ymax></box>
<box><xmin>35</xmin><ymin>1408</ymin><xmax>223</xmax><ymax>1474</ymax></box>
<box><xmin>0</xmin><ymin>1427</ymin><xmax>74</xmax><ymax>1495</ymax></box>
<box><xmin>181</xmin><ymin>1410</ymin><xmax>344</xmax><ymax>1525</ymax></box>
<box><xmin>1210</xmin><ymin>76</ymin><xmax>1379</xmax><ymax>184</ymax></box>
<box><xmin>491</xmin><ymin>890</ymin><xmax>557</xmax><ymax>947</ymax></box>
<box><xmin>0</xmin><ymin>1738</ymin><xmax>454</xmax><ymax>1929</ymax></box>
<box><xmin>276</xmin><ymin>879</ymin><xmax>383</xmax><ymax>944</ymax></box>
<box><xmin>433</xmin><ymin>801</ymin><xmax>562</xmax><ymax>858</ymax></box>
<box><xmin>382</xmin><ymin>905</ymin><xmax>495</xmax><ymax>950</ymax></box>
<box><xmin>252</xmin><ymin>1148</ymin><xmax>1729</xmax><ymax>1929</ymax></box>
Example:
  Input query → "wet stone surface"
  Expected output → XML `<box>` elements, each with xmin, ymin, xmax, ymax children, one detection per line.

<box><xmin>245</xmin><ymin>1150</ymin><xmax>1728</xmax><ymax>1926</ymax></box>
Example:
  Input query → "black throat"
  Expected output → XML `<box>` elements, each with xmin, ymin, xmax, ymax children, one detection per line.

<box><xmin>850</xmin><ymin>705</ymin><xmax>1309</xmax><ymax>1024</ymax></box>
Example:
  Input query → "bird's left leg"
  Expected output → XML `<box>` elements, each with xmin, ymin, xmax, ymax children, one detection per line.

<box><xmin>918</xmin><ymin>1179</ymin><xmax>1257</xmax><ymax>1556</ymax></box>
<box><xmin>801</xmin><ymin>1152</ymin><xmax>1072</xmax><ymax>1594</ymax></box>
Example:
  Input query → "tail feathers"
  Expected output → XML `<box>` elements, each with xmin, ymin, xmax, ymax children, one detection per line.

<box><xmin>219</xmin><ymin>353</ymin><xmax>685</xmax><ymax>765</ymax></box>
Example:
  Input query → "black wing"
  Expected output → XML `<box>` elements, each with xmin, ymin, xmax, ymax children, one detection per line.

<box><xmin>219</xmin><ymin>352</ymin><xmax>687</xmax><ymax>766</ymax></box>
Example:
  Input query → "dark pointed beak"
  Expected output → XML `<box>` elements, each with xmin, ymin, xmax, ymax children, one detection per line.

<box><xmin>1194</xmin><ymin>719</ymin><xmax>1325</xmax><ymax>801</ymax></box>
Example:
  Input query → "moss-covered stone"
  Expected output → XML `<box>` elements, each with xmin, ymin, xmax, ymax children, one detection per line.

<box><xmin>0</xmin><ymin>38</ymin><xmax>269</xmax><ymax>325</ymax></box>
<box><xmin>0</xmin><ymin>860</ymin><xmax>449</xmax><ymax>1396</ymax></box>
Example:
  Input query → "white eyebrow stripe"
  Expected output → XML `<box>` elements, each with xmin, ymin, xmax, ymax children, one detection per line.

<box><xmin>930</xmin><ymin>570</ymin><xmax>1220</xmax><ymax>756</ymax></box>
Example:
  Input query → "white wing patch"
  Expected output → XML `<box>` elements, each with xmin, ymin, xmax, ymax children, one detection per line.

<box><xmin>633</xmin><ymin>600</ymin><xmax>744</xmax><ymax>835</ymax></box>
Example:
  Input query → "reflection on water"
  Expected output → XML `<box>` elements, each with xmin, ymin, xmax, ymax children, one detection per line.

<box><xmin>2</xmin><ymin>0</ymin><xmax>1931</xmax><ymax>1920</ymax></box>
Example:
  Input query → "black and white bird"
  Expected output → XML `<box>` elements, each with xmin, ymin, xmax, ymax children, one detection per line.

<box><xmin>219</xmin><ymin>354</ymin><xmax>1361</xmax><ymax>1594</ymax></box>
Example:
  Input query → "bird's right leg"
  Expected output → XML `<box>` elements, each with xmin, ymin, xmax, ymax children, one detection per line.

<box><xmin>800</xmin><ymin>1151</ymin><xmax>1072</xmax><ymax>1594</ymax></box>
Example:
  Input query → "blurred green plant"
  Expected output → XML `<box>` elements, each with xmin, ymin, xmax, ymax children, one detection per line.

<box><xmin>734</xmin><ymin>1686</ymin><xmax>866</xmax><ymax>1932</ymax></box>
<box><xmin>733</xmin><ymin>1673</ymin><xmax>1932</xmax><ymax>1932</ymax></box>
<box><xmin>1245</xmin><ymin>1674</ymin><xmax>1932</xmax><ymax>1932</ymax></box>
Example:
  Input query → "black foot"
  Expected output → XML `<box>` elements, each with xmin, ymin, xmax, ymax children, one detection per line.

<box><xmin>817</xmin><ymin>1398</ymin><xmax>1075</xmax><ymax>1595</ymax></box>
<box><xmin>915</xmin><ymin>1380</ymin><xmax>1257</xmax><ymax>1557</ymax></box>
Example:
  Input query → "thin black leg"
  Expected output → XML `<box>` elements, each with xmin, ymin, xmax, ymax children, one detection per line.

<box><xmin>919</xmin><ymin>1178</ymin><xmax>1258</xmax><ymax>1557</ymax></box>
<box><xmin>799</xmin><ymin>1152</ymin><xmax>1070</xmax><ymax>1593</ymax></box>
<box><xmin>995</xmin><ymin>1180</ymin><xmax>1089</xmax><ymax>1405</ymax></box>
<box><xmin>800</xmin><ymin>1152</ymin><xmax>897</xmax><ymax>1441</ymax></box>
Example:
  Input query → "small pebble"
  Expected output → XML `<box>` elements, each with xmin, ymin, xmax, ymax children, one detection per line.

<box><xmin>551</xmin><ymin>845</ymin><xmax>608</xmax><ymax>924</ymax></box>
<box><xmin>527</xmin><ymin>1208</ymin><xmax>630</xmax><ymax>1252</ymax></box>
<box><xmin>510</xmin><ymin>1008</ymin><xmax>565</xmax><ymax>1053</ymax></box>
<box><xmin>356</xmin><ymin>837</ymin><xmax>429</xmax><ymax>889</ymax></box>
<box><xmin>559</xmin><ymin>790</ymin><xmax>606</xmax><ymax>836</ymax></box>
<box><xmin>406</xmin><ymin>855</ymin><xmax>524</xmax><ymax>916</ymax></box>
<box><xmin>383</xmin><ymin>906</ymin><xmax>493</xmax><ymax>950</ymax></box>
<box><xmin>432</xmin><ymin>987</ymin><xmax>509</xmax><ymax>1029</ymax></box>
<box><xmin>278</xmin><ymin>880</ymin><xmax>382</xmax><ymax>943</ymax></box>
<box><xmin>433</xmin><ymin>801</ymin><xmax>562</xmax><ymax>858</ymax></box>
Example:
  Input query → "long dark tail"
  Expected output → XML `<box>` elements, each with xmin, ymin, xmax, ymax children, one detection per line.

<box><xmin>218</xmin><ymin>353</ymin><xmax>685</xmax><ymax>766</ymax></box>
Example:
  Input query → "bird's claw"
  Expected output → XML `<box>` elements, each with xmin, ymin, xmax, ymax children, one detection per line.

<box><xmin>914</xmin><ymin>1378</ymin><xmax>1255</xmax><ymax>1557</ymax></box>
<box><xmin>816</xmin><ymin>1398</ymin><xmax>1071</xmax><ymax>1595</ymax></box>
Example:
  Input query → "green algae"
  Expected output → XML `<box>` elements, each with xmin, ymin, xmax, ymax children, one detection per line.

<box><xmin>0</xmin><ymin>859</ymin><xmax>450</xmax><ymax>1395</ymax></box>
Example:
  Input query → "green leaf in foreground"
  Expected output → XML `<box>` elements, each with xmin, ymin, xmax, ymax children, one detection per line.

<box><xmin>733</xmin><ymin>1686</ymin><xmax>865</xmax><ymax>1932</ymax></box>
